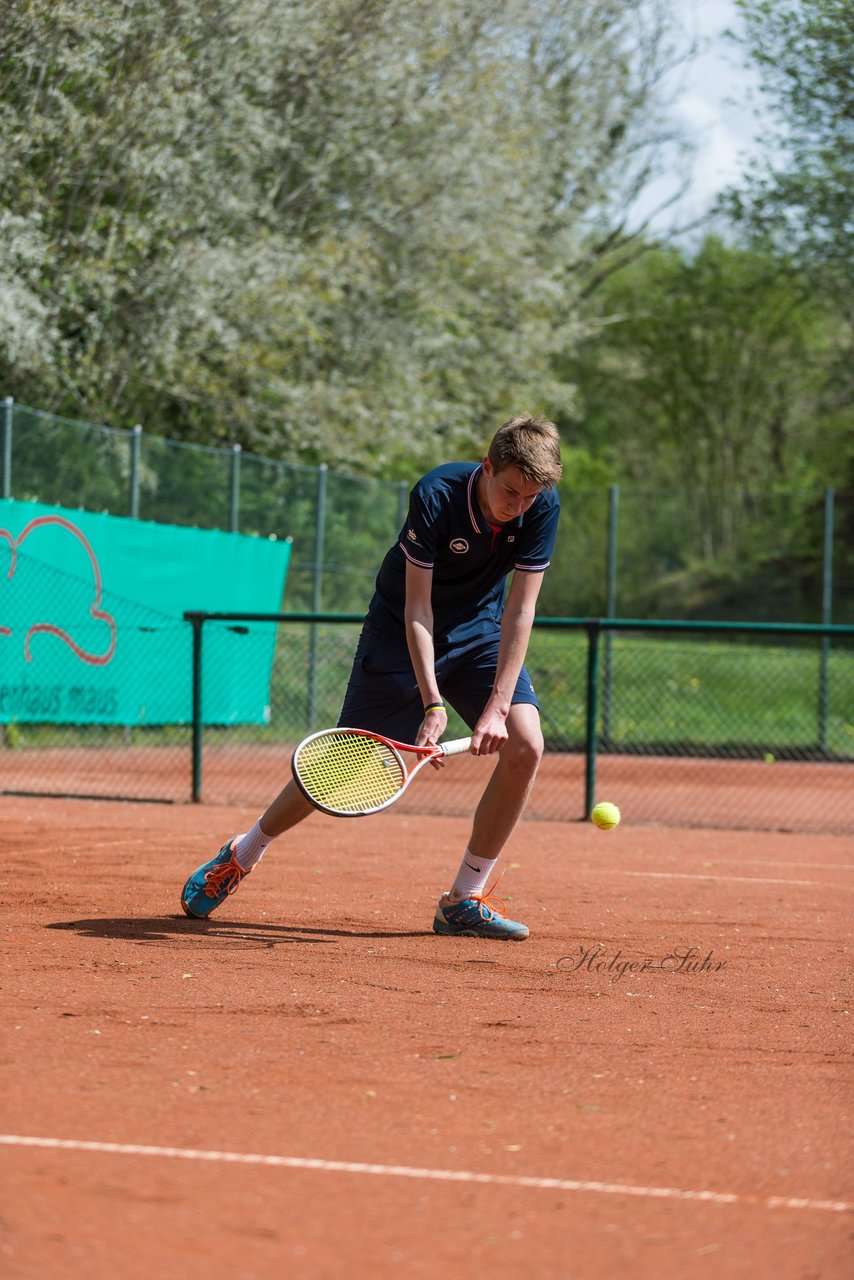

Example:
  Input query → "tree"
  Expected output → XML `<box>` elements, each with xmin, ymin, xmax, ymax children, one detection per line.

<box><xmin>721</xmin><ymin>0</ymin><xmax>854</xmax><ymax>530</ymax></box>
<box><xmin>567</xmin><ymin>238</ymin><xmax>835</xmax><ymax>491</ymax></box>
<box><xmin>0</xmin><ymin>2</ymin><xmax>271</xmax><ymax>409</ymax></box>
<box><xmin>723</xmin><ymin>0</ymin><xmax>854</xmax><ymax>290</ymax></box>
<box><xmin>0</xmin><ymin>0</ymin><xmax>689</xmax><ymax>470</ymax></box>
<box><xmin>554</xmin><ymin>236</ymin><xmax>847</xmax><ymax>616</ymax></box>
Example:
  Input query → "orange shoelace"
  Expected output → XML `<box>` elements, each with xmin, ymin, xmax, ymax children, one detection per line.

<box><xmin>204</xmin><ymin>853</ymin><xmax>245</xmax><ymax>899</ymax></box>
<box><xmin>470</xmin><ymin>871</ymin><xmax>506</xmax><ymax>919</ymax></box>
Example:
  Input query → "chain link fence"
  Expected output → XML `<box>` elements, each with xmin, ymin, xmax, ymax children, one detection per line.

<box><xmin>3</xmin><ymin>603</ymin><xmax>852</xmax><ymax>835</ymax></box>
<box><xmin>2</xmin><ymin>399</ymin><xmax>852</xmax><ymax>621</ymax></box>
<box><xmin>0</xmin><ymin>547</ymin><xmax>191</xmax><ymax>801</ymax></box>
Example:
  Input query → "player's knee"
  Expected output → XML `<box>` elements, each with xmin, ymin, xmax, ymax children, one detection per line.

<box><xmin>502</xmin><ymin>730</ymin><xmax>543</xmax><ymax>775</ymax></box>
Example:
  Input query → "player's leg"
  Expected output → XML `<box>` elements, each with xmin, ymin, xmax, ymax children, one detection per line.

<box><xmin>180</xmin><ymin>774</ymin><xmax>317</xmax><ymax>919</ymax></box>
<box><xmin>433</xmin><ymin>652</ymin><xmax>542</xmax><ymax>940</ymax></box>
<box><xmin>433</xmin><ymin>704</ymin><xmax>542</xmax><ymax>940</ymax></box>
<box><xmin>181</xmin><ymin>622</ymin><xmax>423</xmax><ymax>919</ymax></box>
<box><xmin>467</xmin><ymin>701</ymin><xmax>544</xmax><ymax>863</ymax></box>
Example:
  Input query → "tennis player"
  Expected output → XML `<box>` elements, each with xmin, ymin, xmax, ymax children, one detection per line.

<box><xmin>181</xmin><ymin>413</ymin><xmax>562</xmax><ymax>939</ymax></box>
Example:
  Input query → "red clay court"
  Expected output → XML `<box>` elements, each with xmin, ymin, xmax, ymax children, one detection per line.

<box><xmin>1</xmin><ymin>791</ymin><xmax>852</xmax><ymax>1279</ymax></box>
<box><xmin>2</xmin><ymin>744</ymin><xmax>852</xmax><ymax>833</ymax></box>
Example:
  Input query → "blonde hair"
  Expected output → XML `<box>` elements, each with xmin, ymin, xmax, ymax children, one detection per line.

<box><xmin>487</xmin><ymin>414</ymin><xmax>562</xmax><ymax>488</ymax></box>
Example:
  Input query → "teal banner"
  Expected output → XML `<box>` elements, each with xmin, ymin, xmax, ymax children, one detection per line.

<box><xmin>0</xmin><ymin>501</ymin><xmax>290</xmax><ymax>725</ymax></box>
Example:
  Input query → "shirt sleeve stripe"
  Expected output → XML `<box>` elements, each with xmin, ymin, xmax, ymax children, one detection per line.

<box><xmin>513</xmin><ymin>560</ymin><xmax>551</xmax><ymax>572</ymax></box>
<box><xmin>399</xmin><ymin>542</ymin><xmax>434</xmax><ymax>570</ymax></box>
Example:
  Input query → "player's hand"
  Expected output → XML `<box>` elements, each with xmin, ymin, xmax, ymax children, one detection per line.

<box><xmin>470</xmin><ymin>706</ymin><xmax>509</xmax><ymax>756</ymax></box>
<box><xmin>417</xmin><ymin>705</ymin><xmax>448</xmax><ymax>767</ymax></box>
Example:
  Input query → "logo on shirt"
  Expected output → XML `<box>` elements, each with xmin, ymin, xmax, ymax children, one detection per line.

<box><xmin>406</xmin><ymin>527</ymin><xmax>421</xmax><ymax>545</ymax></box>
<box><xmin>507</xmin><ymin>535</ymin><xmax>516</xmax><ymax>543</ymax></box>
<box><xmin>449</xmin><ymin>538</ymin><xmax>469</xmax><ymax>554</ymax></box>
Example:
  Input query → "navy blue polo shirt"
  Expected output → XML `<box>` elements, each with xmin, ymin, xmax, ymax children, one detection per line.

<box><xmin>366</xmin><ymin>462</ymin><xmax>560</xmax><ymax>649</ymax></box>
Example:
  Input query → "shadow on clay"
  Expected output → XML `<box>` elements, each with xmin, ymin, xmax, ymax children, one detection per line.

<box><xmin>45</xmin><ymin>916</ymin><xmax>428</xmax><ymax>946</ymax></box>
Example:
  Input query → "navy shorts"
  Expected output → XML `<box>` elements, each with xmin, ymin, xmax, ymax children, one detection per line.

<box><xmin>337</xmin><ymin>623</ymin><xmax>539</xmax><ymax>742</ymax></box>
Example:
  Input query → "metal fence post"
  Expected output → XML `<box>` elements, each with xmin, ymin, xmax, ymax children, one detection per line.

<box><xmin>602</xmin><ymin>483</ymin><xmax>619</xmax><ymax>745</ymax></box>
<box><xmin>129</xmin><ymin>424</ymin><xmax>143</xmax><ymax>518</ymax></box>
<box><xmin>583</xmin><ymin>621</ymin><xmax>602</xmax><ymax>819</ymax></box>
<box><xmin>308</xmin><ymin>464</ymin><xmax>328</xmax><ymax>729</ymax></box>
<box><xmin>2</xmin><ymin>396</ymin><xmax>13</xmax><ymax>500</ymax></box>
<box><xmin>188</xmin><ymin>612</ymin><xmax>205</xmax><ymax>802</ymax></box>
<box><xmin>229</xmin><ymin>443</ymin><xmax>242</xmax><ymax>533</ymax></box>
<box><xmin>818</xmin><ymin>486</ymin><xmax>835</xmax><ymax>751</ymax></box>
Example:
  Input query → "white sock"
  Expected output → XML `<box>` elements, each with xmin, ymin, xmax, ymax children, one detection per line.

<box><xmin>449</xmin><ymin>848</ymin><xmax>497</xmax><ymax>900</ymax></box>
<box><xmin>233</xmin><ymin>820</ymin><xmax>273</xmax><ymax>871</ymax></box>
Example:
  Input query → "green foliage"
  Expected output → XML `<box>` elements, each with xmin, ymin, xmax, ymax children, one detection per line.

<box><xmin>567</xmin><ymin>236</ymin><xmax>839</xmax><ymax>493</ymax></box>
<box><xmin>554</xmin><ymin>235</ymin><xmax>852</xmax><ymax>619</ymax></box>
<box><xmin>724</xmin><ymin>0</ymin><xmax>854</xmax><ymax>289</ymax></box>
<box><xmin>3</xmin><ymin>1</ymin><xmax>848</xmax><ymax>626</ymax></box>
<box><xmin>0</xmin><ymin>0</ymin><xmax>679</xmax><ymax>469</ymax></box>
<box><xmin>720</xmin><ymin>1</ymin><xmax>854</xmax><ymax>583</ymax></box>
<box><xmin>556</xmin><ymin>2</ymin><xmax>854</xmax><ymax>620</ymax></box>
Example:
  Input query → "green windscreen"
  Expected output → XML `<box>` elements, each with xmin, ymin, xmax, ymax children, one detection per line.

<box><xmin>0</xmin><ymin>500</ymin><xmax>291</xmax><ymax>725</ymax></box>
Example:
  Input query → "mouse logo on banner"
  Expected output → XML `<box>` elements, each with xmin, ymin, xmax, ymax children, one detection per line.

<box><xmin>0</xmin><ymin>515</ymin><xmax>117</xmax><ymax>665</ymax></box>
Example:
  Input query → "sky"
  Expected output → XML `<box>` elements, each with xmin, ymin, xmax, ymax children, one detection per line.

<box><xmin>632</xmin><ymin>0</ymin><xmax>770</xmax><ymax>234</ymax></box>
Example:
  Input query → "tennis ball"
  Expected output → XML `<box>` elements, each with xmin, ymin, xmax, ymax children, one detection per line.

<box><xmin>591</xmin><ymin>801</ymin><xmax>620</xmax><ymax>830</ymax></box>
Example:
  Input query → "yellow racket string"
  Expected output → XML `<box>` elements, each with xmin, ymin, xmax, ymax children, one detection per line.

<box><xmin>295</xmin><ymin>731</ymin><xmax>407</xmax><ymax>813</ymax></box>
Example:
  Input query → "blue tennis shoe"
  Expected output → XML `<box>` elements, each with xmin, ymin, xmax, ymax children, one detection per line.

<box><xmin>181</xmin><ymin>839</ymin><xmax>248</xmax><ymax>918</ymax></box>
<box><xmin>433</xmin><ymin>889</ymin><xmax>528</xmax><ymax>940</ymax></box>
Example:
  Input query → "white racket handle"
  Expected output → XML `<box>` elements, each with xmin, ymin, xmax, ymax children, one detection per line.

<box><xmin>440</xmin><ymin>736</ymin><xmax>472</xmax><ymax>757</ymax></box>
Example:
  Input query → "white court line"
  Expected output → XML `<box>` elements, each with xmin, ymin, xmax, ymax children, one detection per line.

<box><xmin>663</xmin><ymin>860</ymin><xmax>854</xmax><ymax>873</ymax></box>
<box><xmin>34</xmin><ymin>839</ymin><xmax>152</xmax><ymax>853</ymax></box>
<box><xmin>581</xmin><ymin>869</ymin><xmax>852</xmax><ymax>889</ymax></box>
<box><xmin>721</xmin><ymin>861</ymin><xmax>853</xmax><ymax>871</ymax></box>
<box><xmin>0</xmin><ymin>1135</ymin><xmax>850</xmax><ymax>1215</ymax></box>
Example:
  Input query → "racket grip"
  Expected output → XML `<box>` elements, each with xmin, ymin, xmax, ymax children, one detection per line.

<box><xmin>440</xmin><ymin>737</ymin><xmax>473</xmax><ymax>757</ymax></box>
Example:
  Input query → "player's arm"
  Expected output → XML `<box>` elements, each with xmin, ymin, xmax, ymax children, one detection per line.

<box><xmin>404</xmin><ymin>560</ymin><xmax>448</xmax><ymax>748</ymax></box>
<box><xmin>471</xmin><ymin>568</ymin><xmax>545</xmax><ymax>756</ymax></box>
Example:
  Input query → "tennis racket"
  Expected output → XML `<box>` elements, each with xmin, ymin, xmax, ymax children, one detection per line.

<box><xmin>291</xmin><ymin>726</ymin><xmax>473</xmax><ymax>817</ymax></box>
